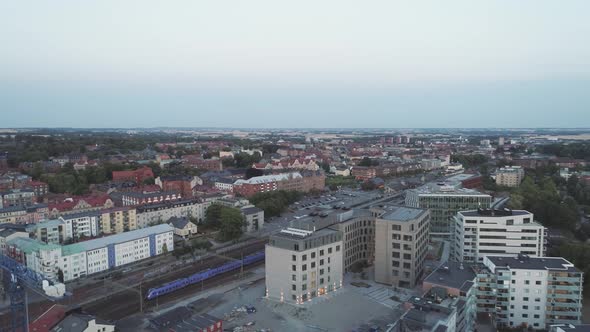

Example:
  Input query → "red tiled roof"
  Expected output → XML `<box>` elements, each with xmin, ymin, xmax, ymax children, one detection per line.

<box><xmin>29</xmin><ymin>304</ymin><xmax>67</xmax><ymax>332</ymax></box>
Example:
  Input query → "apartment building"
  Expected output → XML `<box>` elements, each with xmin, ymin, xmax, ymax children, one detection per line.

<box><xmin>373</xmin><ymin>206</ymin><xmax>430</xmax><ymax>288</ymax></box>
<box><xmin>98</xmin><ymin>207</ymin><xmax>137</xmax><ymax>234</ymax></box>
<box><xmin>61</xmin><ymin>212</ymin><xmax>100</xmax><ymax>241</ymax></box>
<box><xmin>405</xmin><ymin>182</ymin><xmax>492</xmax><ymax>240</ymax></box>
<box><xmin>1</xmin><ymin>188</ymin><xmax>36</xmax><ymax>208</ymax></box>
<box><xmin>136</xmin><ymin>198</ymin><xmax>209</xmax><ymax>228</ymax></box>
<box><xmin>328</xmin><ymin>209</ymin><xmax>375</xmax><ymax>272</ymax></box>
<box><xmin>33</xmin><ymin>219</ymin><xmax>65</xmax><ymax>244</ymax></box>
<box><xmin>476</xmin><ymin>255</ymin><xmax>583</xmax><ymax>330</ymax></box>
<box><xmin>454</xmin><ymin>209</ymin><xmax>546</xmax><ymax>263</ymax></box>
<box><xmin>495</xmin><ymin>166</ymin><xmax>525</xmax><ymax>187</ymax></box>
<box><xmin>265</xmin><ymin>228</ymin><xmax>343</xmax><ymax>304</ymax></box>
<box><xmin>6</xmin><ymin>224</ymin><xmax>174</xmax><ymax>282</ymax></box>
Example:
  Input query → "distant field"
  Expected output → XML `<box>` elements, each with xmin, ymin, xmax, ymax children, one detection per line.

<box><xmin>532</xmin><ymin>134</ymin><xmax>590</xmax><ymax>140</ymax></box>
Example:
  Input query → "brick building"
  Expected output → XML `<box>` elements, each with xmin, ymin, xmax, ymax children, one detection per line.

<box><xmin>112</xmin><ymin>166</ymin><xmax>154</xmax><ymax>184</ymax></box>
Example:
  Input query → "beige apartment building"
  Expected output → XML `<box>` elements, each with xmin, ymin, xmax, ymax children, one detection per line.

<box><xmin>99</xmin><ymin>207</ymin><xmax>137</xmax><ymax>234</ymax></box>
<box><xmin>265</xmin><ymin>227</ymin><xmax>343</xmax><ymax>304</ymax></box>
<box><xmin>373</xmin><ymin>205</ymin><xmax>430</xmax><ymax>288</ymax></box>
<box><xmin>495</xmin><ymin>166</ymin><xmax>525</xmax><ymax>187</ymax></box>
<box><xmin>329</xmin><ymin>209</ymin><xmax>375</xmax><ymax>272</ymax></box>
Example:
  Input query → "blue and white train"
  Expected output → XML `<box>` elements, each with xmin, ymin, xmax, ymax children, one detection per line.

<box><xmin>146</xmin><ymin>251</ymin><xmax>265</xmax><ymax>300</ymax></box>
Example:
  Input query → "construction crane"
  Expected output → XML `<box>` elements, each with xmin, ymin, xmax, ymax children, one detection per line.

<box><xmin>0</xmin><ymin>254</ymin><xmax>66</xmax><ymax>332</ymax></box>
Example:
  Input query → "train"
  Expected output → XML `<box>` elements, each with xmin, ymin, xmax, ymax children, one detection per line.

<box><xmin>146</xmin><ymin>251</ymin><xmax>265</xmax><ymax>300</ymax></box>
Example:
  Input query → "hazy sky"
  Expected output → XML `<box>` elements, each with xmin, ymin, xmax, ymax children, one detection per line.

<box><xmin>1</xmin><ymin>1</ymin><xmax>589</xmax><ymax>128</ymax></box>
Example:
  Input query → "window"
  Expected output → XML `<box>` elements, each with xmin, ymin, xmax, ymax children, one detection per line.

<box><xmin>302</xmin><ymin>274</ymin><xmax>307</xmax><ymax>281</ymax></box>
<box><xmin>535</xmin><ymin>281</ymin><xmax>541</xmax><ymax>285</ymax></box>
<box><xmin>523</xmin><ymin>305</ymin><xmax>528</xmax><ymax>310</ymax></box>
<box><xmin>320</xmin><ymin>259</ymin><xmax>324</xmax><ymax>266</ymax></box>
<box><xmin>523</xmin><ymin>297</ymin><xmax>529</xmax><ymax>301</ymax></box>
<box><xmin>403</xmin><ymin>253</ymin><xmax>411</xmax><ymax>260</ymax></box>
<box><xmin>302</xmin><ymin>264</ymin><xmax>307</xmax><ymax>271</ymax></box>
<box><xmin>522</xmin><ymin>314</ymin><xmax>528</xmax><ymax>318</ymax></box>
<box><xmin>320</xmin><ymin>278</ymin><xmax>324</xmax><ymax>284</ymax></box>
<box><xmin>336</xmin><ymin>245</ymin><xmax>340</xmax><ymax>251</ymax></box>
<box><xmin>302</xmin><ymin>284</ymin><xmax>307</xmax><ymax>291</ymax></box>
<box><xmin>320</xmin><ymin>249</ymin><xmax>324</xmax><ymax>256</ymax></box>
<box><xmin>524</xmin><ymin>280</ymin><xmax>529</xmax><ymax>285</ymax></box>
<box><xmin>302</xmin><ymin>254</ymin><xmax>307</xmax><ymax>261</ymax></box>
<box><xmin>392</xmin><ymin>225</ymin><xmax>401</xmax><ymax>231</ymax></box>
<box><xmin>292</xmin><ymin>294</ymin><xmax>297</xmax><ymax>300</ymax></box>
<box><xmin>320</xmin><ymin>269</ymin><xmax>324</xmax><ymax>275</ymax></box>
<box><xmin>292</xmin><ymin>255</ymin><xmax>296</xmax><ymax>261</ymax></box>
<box><xmin>534</xmin><ymin>298</ymin><xmax>540</xmax><ymax>302</ymax></box>
<box><xmin>292</xmin><ymin>265</ymin><xmax>296</xmax><ymax>271</ymax></box>
<box><xmin>292</xmin><ymin>284</ymin><xmax>296</xmax><ymax>291</ymax></box>
<box><xmin>328</xmin><ymin>247</ymin><xmax>332</xmax><ymax>254</ymax></box>
<box><xmin>292</xmin><ymin>275</ymin><xmax>296</xmax><ymax>281</ymax></box>
<box><xmin>534</xmin><ymin>306</ymin><xmax>540</xmax><ymax>310</ymax></box>
<box><xmin>311</xmin><ymin>262</ymin><xmax>316</xmax><ymax>268</ymax></box>
<box><xmin>311</xmin><ymin>252</ymin><xmax>316</xmax><ymax>259</ymax></box>
<box><xmin>511</xmin><ymin>280</ymin><xmax>516</xmax><ymax>284</ymax></box>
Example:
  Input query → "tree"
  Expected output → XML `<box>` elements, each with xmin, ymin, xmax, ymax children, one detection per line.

<box><xmin>162</xmin><ymin>243</ymin><xmax>169</xmax><ymax>254</ymax></box>
<box><xmin>57</xmin><ymin>268</ymin><xmax>64</xmax><ymax>283</ymax></box>
<box><xmin>205</xmin><ymin>204</ymin><xmax>223</xmax><ymax>227</ymax></box>
<box><xmin>217</xmin><ymin>207</ymin><xmax>245</xmax><ymax>241</ymax></box>
<box><xmin>358</xmin><ymin>157</ymin><xmax>373</xmax><ymax>167</ymax></box>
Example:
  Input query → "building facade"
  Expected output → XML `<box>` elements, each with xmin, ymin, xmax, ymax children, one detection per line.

<box><xmin>6</xmin><ymin>224</ymin><xmax>174</xmax><ymax>282</ymax></box>
<box><xmin>98</xmin><ymin>207</ymin><xmax>137</xmax><ymax>234</ymax></box>
<box><xmin>454</xmin><ymin>209</ymin><xmax>546</xmax><ymax>263</ymax></box>
<box><xmin>476</xmin><ymin>255</ymin><xmax>583</xmax><ymax>330</ymax></box>
<box><xmin>373</xmin><ymin>206</ymin><xmax>430</xmax><ymax>288</ymax></box>
<box><xmin>266</xmin><ymin>228</ymin><xmax>343</xmax><ymax>304</ymax></box>
<box><xmin>495</xmin><ymin>166</ymin><xmax>525</xmax><ymax>187</ymax></box>
<box><xmin>136</xmin><ymin>198</ymin><xmax>209</xmax><ymax>228</ymax></box>
<box><xmin>405</xmin><ymin>183</ymin><xmax>492</xmax><ymax>240</ymax></box>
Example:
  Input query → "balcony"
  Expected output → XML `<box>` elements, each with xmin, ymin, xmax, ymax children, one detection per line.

<box><xmin>547</xmin><ymin>293</ymin><xmax>581</xmax><ymax>300</ymax></box>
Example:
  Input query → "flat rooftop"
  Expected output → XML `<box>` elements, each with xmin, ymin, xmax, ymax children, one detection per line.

<box><xmin>459</xmin><ymin>209</ymin><xmax>531</xmax><ymax>217</ymax></box>
<box><xmin>424</xmin><ymin>261</ymin><xmax>476</xmax><ymax>291</ymax></box>
<box><xmin>380</xmin><ymin>206</ymin><xmax>427</xmax><ymax>222</ymax></box>
<box><xmin>409</xmin><ymin>182</ymin><xmax>490</xmax><ymax>196</ymax></box>
<box><xmin>487</xmin><ymin>256</ymin><xmax>579</xmax><ymax>272</ymax></box>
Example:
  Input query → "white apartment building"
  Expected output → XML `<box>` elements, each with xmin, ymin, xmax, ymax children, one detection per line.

<box><xmin>328</xmin><ymin>209</ymin><xmax>375</xmax><ymax>272</ymax></box>
<box><xmin>61</xmin><ymin>213</ymin><xmax>100</xmax><ymax>241</ymax></box>
<box><xmin>6</xmin><ymin>224</ymin><xmax>174</xmax><ymax>282</ymax></box>
<box><xmin>136</xmin><ymin>198</ymin><xmax>209</xmax><ymax>228</ymax></box>
<box><xmin>373</xmin><ymin>206</ymin><xmax>430</xmax><ymax>288</ymax></box>
<box><xmin>266</xmin><ymin>227</ymin><xmax>343</xmax><ymax>304</ymax></box>
<box><xmin>478</xmin><ymin>255</ymin><xmax>583</xmax><ymax>330</ymax></box>
<box><xmin>495</xmin><ymin>166</ymin><xmax>525</xmax><ymax>187</ymax></box>
<box><xmin>454</xmin><ymin>209</ymin><xmax>546</xmax><ymax>263</ymax></box>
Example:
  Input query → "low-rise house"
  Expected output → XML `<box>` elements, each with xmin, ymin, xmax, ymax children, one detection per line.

<box><xmin>168</xmin><ymin>216</ymin><xmax>198</xmax><ymax>238</ymax></box>
<box><xmin>51</xmin><ymin>313</ymin><xmax>115</xmax><ymax>332</ymax></box>
<box><xmin>241</xmin><ymin>206</ymin><xmax>264</xmax><ymax>232</ymax></box>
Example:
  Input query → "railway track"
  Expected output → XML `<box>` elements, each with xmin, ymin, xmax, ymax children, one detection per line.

<box><xmin>81</xmin><ymin>241</ymin><xmax>266</xmax><ymax>320</ymax></box>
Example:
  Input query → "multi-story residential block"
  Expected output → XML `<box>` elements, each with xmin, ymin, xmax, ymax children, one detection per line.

<box><xmin>373</xmin><ymin>206</ymin><xmax>430</xmax><ymax>288</ymax></box>
<box><xmin>266</xmin><ymin>228</ymin><xmax>343</xmax><ymax>304</ymax></box>
<box><xmin>240</xmin><ymin>206</ymin><xmax>264</xmax><ymax>232</ymax></box>
<box><xmin>29</xmin><ymin>180</ymin><xmax>49</xmax><ymax>197</ymax></box>
<box><xmin>454</xmin><ymin>209</ymin><xmax>546</xmax><ymax>262</ymax></box>
<box><xmin>6</xmin><ymin>224</ymin><xmax>174</xmax><ymax>282</ymax></box>
<box><xmin>1</xmin><ymin>188</ymin><xmax>36</xmax><ymax>208</ymax></box>
<box><xmin>136</xmin><ymin>198</ymin><xmax>209</xmax><ymax>228</ymax></box>
<box><xmin>112</xmin><ymin>166</ymin><xmax>154</xmax><ymax>184</ymax></box>
<box><xmin>98</xmin><ymin>207</ymin><xmax>137</xmax><ymax>234</ymax></box>
<box><xmin>214</xmin><ymin>178</ymin><xmax>235</xmax><ymax>192</ymax></box>
<box><xmin>61</xmin><ymin>212</ymin><xmax>101</xmax><ymax>241</ymax></box>
<box><xmin>405</xmin><ymin>182</ymin><xmax>492</xmax><ymax>240</ymax></box>
<box><xmin>182</xmin><ymin>155</ymin><xmax>223</xmax><ymax>171</ymax></box>
<box><xmin>48</xmin><ymin>194</ymin><xmax>114</xmax><ymax>218</ymax></box>
<box><xmin>495</xmin><ymin>166</ymin><xmax>525</xmax><ymax>187</ymax></box>
<box><xmin>233</xmin><ymin>171</ymin><xmax>325</xmax><ymax>197</ymax></box>
<box><xmin>119</xmin><ymin>191</ymin><xmax>182</xmax><ymax>206</ymax></box>
<box><xmin>0</xmin><ymin>203</ymin><xmax>48</xmax><ymax>224</ymax></box>
<box><xmin>475</xmin><ymin>255</ymin><xmax>583</xmax><ymax>330</ymax></box>
<box><xmin>0</xmin><ymin>227</ymin><xmax>29</xmax><ymax>254</ymax></box>
<box><xmin>155</xmin><ymin>175</ymin><xmax>202</xmax><ymax>198</ymax></box>
<box><xmin>32</xmin><ymin>219</ymin><xmax>65</xmax><ymax>244</ymax></box>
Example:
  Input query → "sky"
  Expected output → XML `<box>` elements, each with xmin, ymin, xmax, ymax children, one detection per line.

<box><xmin>1</xmin><ymin>0</ymin><xmax>589</xmax><ymax>128</ymax></box>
